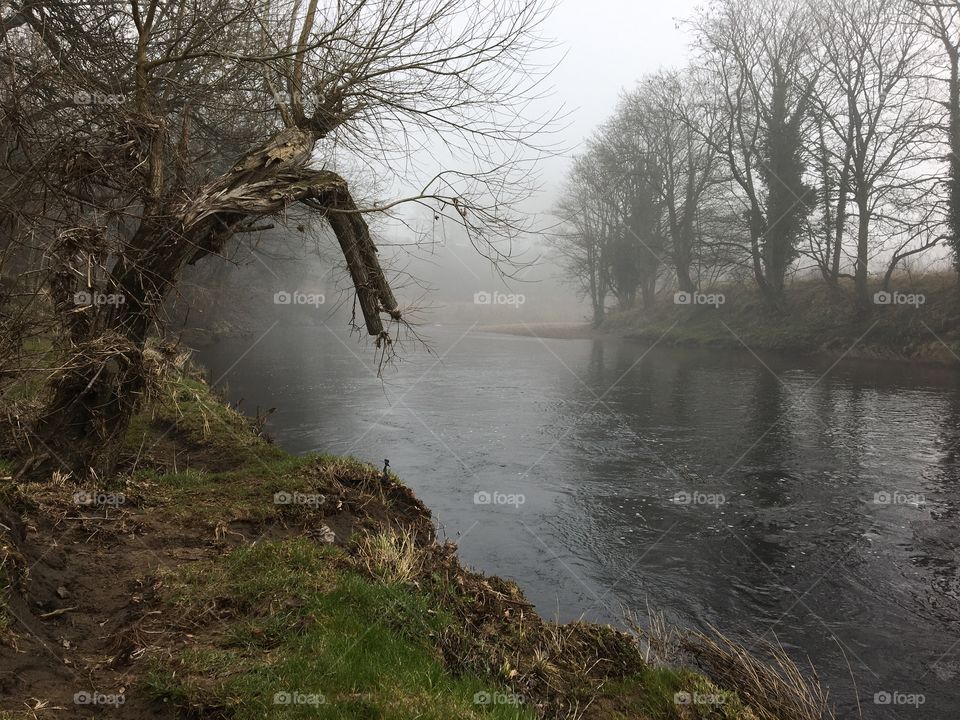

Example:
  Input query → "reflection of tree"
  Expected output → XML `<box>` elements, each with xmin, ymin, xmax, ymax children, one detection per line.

<box><xmin>586</xmin><ymin>339</ymin><xmax>606</xmax><ymax>385</ymax></box>
<box><xmin>739</xmin><ymin>370</ymin><xmax>792</xmax><ymax>507</ymax></box>
<box><xmin>668</xmin><ymin>351</ymin><xmax>695</xmax><ymax>430</ymax></box>
<box><xmin>934</xmin><ymin>386</ymin><xmax>960</xmax><ymax>498</ymax></box>
<box><xmin>910</xmin><ymin>385</ymin><xmax>960</xmax><ymax>610</ymax></box>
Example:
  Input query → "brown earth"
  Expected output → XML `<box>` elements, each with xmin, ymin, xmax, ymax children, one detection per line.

<box><xmin>0</xmin><ymin>445</ymin><xmax>435</xmax><ymax>718</ymax></box>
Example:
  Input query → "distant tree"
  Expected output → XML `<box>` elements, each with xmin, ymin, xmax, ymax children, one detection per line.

<box><xmin>553</xmin><ymin>107</ymin><xmax>669</xmax><ymax>318</ymax></box>
<box><xmin>553</xmin><ymin>149</ymin><xmax>617</xmax><ymax>326</ymax></box>
<box><xmin>691</xmin><ymin>0</ymin><xmax>817</xmax><ymax>306</ymax></box>
<box><xmin>629</xmin><ymin>71</ymin><xmax>722</xmax><ymax>294</ymax></box>
<box><xmin>812</xmin><ymin>0</ymin><xmax>934</xmax><ymax>308</ymax></box>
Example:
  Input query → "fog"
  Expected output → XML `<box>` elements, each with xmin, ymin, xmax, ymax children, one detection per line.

<box><xmin>368</xmin><ymin>0</ymin><xmax>706</xmax><ymax>325</ymax></box>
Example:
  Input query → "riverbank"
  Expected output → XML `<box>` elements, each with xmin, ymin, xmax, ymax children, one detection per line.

<box><xmin>0</xmin><ymin>359</ymin><xmax>834</xmax><ymax>719</ymax></box>
<box><xmin>603</xmin><ymin>274</ymin><xmax>960</xmax><ymax>366</ymax></box>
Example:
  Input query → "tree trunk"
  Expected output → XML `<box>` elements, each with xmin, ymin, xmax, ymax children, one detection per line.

<box><xmin>749</xmin><ymin>209</ymin><xmax>776</xmax><ymax>305</ymax></box>
<box><xmin>674</xmin><ymin>222</ymin><xmax>697</xmax><ymax>294</ymax></box>
<box><xmin>832</xmin><ymin>147</ymin><xmax>852</xmax><ymax>283</ymax></box>
<box><xmin>855</xmin><ymin>200</ymin><xmax>871</xmax><ymax>311</ymax></box>
<box><xmin>948</xmin><ymin>46</ymin><xmax>960</xmax><ymax>274</ymax></box>
<box><xmin>31</xmin><ymin>128</ymin><xmax>400</xmax><ymax>480</ymax></box>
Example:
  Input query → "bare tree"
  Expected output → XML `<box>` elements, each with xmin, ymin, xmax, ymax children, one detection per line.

<box><xmin>912</xmin><ymin>0</ymin><xmax>960</xmax><ymax>272</ymax></box>
<box><xmin>625</xmin><ymin>70</ymin><xmax>722</xmax><ymax>294</ymax></box>
<box><xmin>811</xmin><ymin>0</ymin><xmax>935</xmax><ymax>309</ymax></box>
<box><xmin>1</xmin><ymin>0</ymin><xmax>555</xmax><ymax>478</ymax></box>
<box><xmin>599</xmin><ymin>105</ymin><xmax>667</xmax><ymax>309</ymax></box>
<box><xmin>691</xmin><ymin>0</ymin><xmax>818</xmax><ymax>306</ymax></box>
<box><xmin>553</xmin><ymin>147</ymin><xmax>617</xmax><ymax>326</ymax></box>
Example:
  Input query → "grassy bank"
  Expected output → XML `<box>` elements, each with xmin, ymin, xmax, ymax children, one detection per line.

<box><xmin>0</xmin><ymin>357</ymin><xmax>833</xmax><ymax>719</ymax></box>
<box><xmin>604</xmin><ymin>273</ymin><xmax>960</xmax><ymax>365</ymax></box>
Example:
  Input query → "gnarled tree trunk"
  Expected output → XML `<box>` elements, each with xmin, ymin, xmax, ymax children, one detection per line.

<box><xmin>31</xmin><ymin>128</ymin><xmax>400</xmax><ymax>480</ymax></box>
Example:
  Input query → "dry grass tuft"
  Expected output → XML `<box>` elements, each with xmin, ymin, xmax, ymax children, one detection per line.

<box><xmin>634</xmin><ymin>612</ymin><xmax>840</xmax><ymax>720</ymax></box>
<box><xmin>355</xmin><ymin>526</ymin><xmax>423</xmax><ymax>584</ymax></box>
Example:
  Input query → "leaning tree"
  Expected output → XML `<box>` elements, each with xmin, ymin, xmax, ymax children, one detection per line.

<box><xmin>0</xmin><ymin>0</ymin><xmax>553</xmax><ymax>479</ymax></box>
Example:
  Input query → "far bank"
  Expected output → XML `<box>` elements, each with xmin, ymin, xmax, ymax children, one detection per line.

<box><xmin>601</xmin><ymin>274</ymin><xmax>960</xmax><ymax>366</ymax></box>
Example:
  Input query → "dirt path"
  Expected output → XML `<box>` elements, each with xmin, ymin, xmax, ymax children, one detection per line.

<box><xmin>0</xmin><ymin>488</ymin><xmax>203</xmax><ymax>718</ymax></box>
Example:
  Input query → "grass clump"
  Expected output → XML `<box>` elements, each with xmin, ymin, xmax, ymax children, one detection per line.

<box><xmin>601</xmin><ymin>666</ymin><xmax>758</xmax><ymax>719</ymax></box>
<box><xmin>356</xmin><ymin>527</ymin><xmax>423</xmax><ymax>584</ymax></box>
<box><xmin>679</xmin><ymin>629</ymin><xmax>834</xmax><ymax>720</ymax></box>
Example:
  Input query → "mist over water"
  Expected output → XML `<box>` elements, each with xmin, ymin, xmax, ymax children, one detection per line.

<box><xmin>198</xmin><ymin>326</ymin><xmax>960</xmax><ymax>719</ymax></box>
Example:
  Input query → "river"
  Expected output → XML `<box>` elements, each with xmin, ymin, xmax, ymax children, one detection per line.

<box><xmin>196</xmin><ymin>324</ymin><xmax>960</xmax><ymax>718</ymax></box>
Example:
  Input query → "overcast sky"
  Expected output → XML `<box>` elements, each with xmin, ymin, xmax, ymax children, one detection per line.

<box><xmin>532</xmin><ymin>0</ymin><xmax>703</xmax><ymax>211</ymax></box>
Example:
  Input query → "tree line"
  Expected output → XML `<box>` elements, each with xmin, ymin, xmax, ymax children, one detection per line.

<box><xmin>554</xmin><ymin>0</ymin><xmax>960</xmax><ymax>326</ymax></box>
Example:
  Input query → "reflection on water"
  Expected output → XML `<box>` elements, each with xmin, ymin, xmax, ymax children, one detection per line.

<box><xmin>197</xmin><ymin>326</ymin><xmax>960</xmax><ymax>718</ymax></box>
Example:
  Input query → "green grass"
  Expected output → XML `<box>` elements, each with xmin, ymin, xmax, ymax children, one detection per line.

<box><xmin>602</xmin><ymin>666</ymin><xmax>758</xmax><ymax>720</ymax></box>
<box><xmin>130</xmin><ymin>451</ymin><xmax>387</xmax><ymax>525</ymax></box>
<box><xmin>145</xmin><ymin>539</ymin><xmax>535</xmax><ymax>720</ymax></box>
<box><xmin>124</xmin><ymin>374</ymin><xmax>287</xmax><ymax>462</ymax></box>
<box><xmin>1</xmin><ymin>335</ymin><xmax>57</xmax><ymax>405</ymax></box>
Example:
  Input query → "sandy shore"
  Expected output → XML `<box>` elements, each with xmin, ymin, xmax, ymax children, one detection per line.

<box><xmin>477</xmin><ymin>321</ymin><xmax>600</xmax><ymax>339</ymax></box>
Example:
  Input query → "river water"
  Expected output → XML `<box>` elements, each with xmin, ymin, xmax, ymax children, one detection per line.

<box><xmin>197</xmin><ymin>325</ymin><xmax>960</xmax><ymax>718</ymax></box>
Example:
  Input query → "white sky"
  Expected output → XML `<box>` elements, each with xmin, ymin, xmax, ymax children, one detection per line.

<box><xmin>531</xmin><ymin>0</ymin><xmax>704</xmax><ymax>211</ymax></box>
